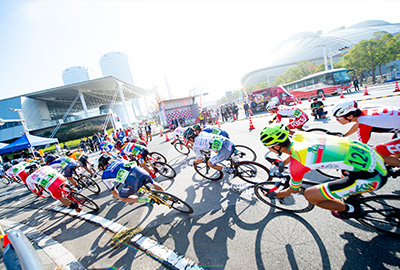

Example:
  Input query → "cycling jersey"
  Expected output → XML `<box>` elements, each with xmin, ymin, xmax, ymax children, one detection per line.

<box><xmin>5</xmin><ymin>162</ymin><xmax>29</xmax><ymax>183</ymax></box>
<box><xmin>101</xmin><ymin>159</ymin><xmax>152</xmax><ymax>198</ymax></box>
<box><xmin>68</xmin><ymin>152</ymin><xmax>83</xmax><ymax>160</ymax></box>
<box><xmin>375</xmin><ymin>137</ymin><xmax>400</xmax><ymax>156</ymax></box>
<box><xmin>119</xmin><ymin>142</ymin><xmax>148</xmax><ymax>163</ymax></box>
<box><xmin>99</xmin><ymin>141</ymin><xmax>114</xmax><ymax>152</ymax></box>
<box><xmin>202</xmin><ymin>126</ymin><xmax>229</xmax><ymax>138</ymax></box>
<box><xmin>288</xmin><ymin>132</ymin><xmax>387</xmax><ymax>199</ymax></box>
<box><xmin>172</xmin><ymin>126</ymin><xmax>188</xmax><ymax>139</ymax></box>
<box><xmin>49</xmin><ymin>157</ymin><xmax>78</xmax><ymax>177</ymax></box>
<box><xmin>26</xmin><ymin>166</ymin><xmax>66</xmax><ymax>200</ymax></box>
<box><xmin>356</xmin><ymin>107</ymin><xmax>400</xmax><ymax>143</ymax></box>
<box><xmin>273</xmin><ymin>106</ymin><xmax>308</xmax><ymax>129</ymax></box>
<box><xmin>193</xmin><ymin>132</ymin><xmax>235</xmax><ymax>165</ymax></box>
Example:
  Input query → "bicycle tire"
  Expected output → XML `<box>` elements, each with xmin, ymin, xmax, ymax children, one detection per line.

<box><xmin>152</xmin><ymin>190</ymin><xmax>193</xmax><ymax>213</ymax></box>
<box><xmin>234</xmin><ymin>145</ymin><xmax>257</xmax><ymax>161</ymax></box>
<box><xmin>150</xmin><ymin>152</ymin><xmax>167</xmax><ymax>163</ymax></box>
<box><xmin>254</xmin><ymin>181</ymin><xmax>315</xmax><ymax>213</ymax></box>
<box><xmin>194</xmin><ymin>162</ymin><xmax>223</xmax><ymax>181</ymax></box>
<box><xmin>305</xmin><ymin>128</ymin><xmax>330</xmax><ymax>134</ymax></box>
<box><xmin>174</xmin><ymin>141</ymin><xmax>190</xmax><ymax>155</ymax></box>
<box><xmin>69</xmin><ymin>191</ymin><xmax>99</xmax><ymax>212</ymax></box>
<box><xmin>236</xmin><ymin>161</ymin><xmax>271</xmax><ymax>184</ymax></box>
<box><xmin>355</xmin><ymin>195</ymin><xmax>400</xmax><ymax>236</ymax></box>
<box><xmin>154</xmin><ymin>162</ymin><xmax>177</xmax><ymax>179</ymax></box>
<box><xmin>80</xmin><ymin>175</ymin><xmax>101</xmax><ymax>194</ymax></box>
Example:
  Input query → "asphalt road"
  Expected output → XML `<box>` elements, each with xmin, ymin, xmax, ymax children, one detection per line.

<box><xmin>1</xmin><ymin>83</ymin><xmax>400</xmax><ymax>269</ymax></box>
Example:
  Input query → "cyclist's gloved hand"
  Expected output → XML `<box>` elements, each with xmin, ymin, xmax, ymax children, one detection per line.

<box><xmin>265</xmin><ymin>157</ymin><xmax>282</xmax><ymax>167</ymax></box>
<box><xmin>188</xmin><ymin>160</ymin><xmax>194</xmax><ymax>166</ymax></box>
<box><xmin>266</xmin><ymin>191</ymin><xmax>277</xmax><ymax>199</ymax></box>
<box><xmin>268</xmin><ymin>120</ymin><xmax>274</xmax><ymax>125</ymax></box>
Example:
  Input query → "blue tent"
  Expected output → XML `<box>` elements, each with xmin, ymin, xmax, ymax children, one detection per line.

<box><xmin>0</xmin><ymin>133</ymin><xmax>58</xmax><ymax>155</ymax></box>
<box><xmin>0</xmin><ymin>142</ymin><xmax>8</xmax><ymax>149</ymax></box>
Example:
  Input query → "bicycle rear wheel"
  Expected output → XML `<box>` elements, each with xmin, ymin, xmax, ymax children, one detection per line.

<box><xmin>234</xmin><ymin>145</ymin><xmax>257</xmax><ymax>161</ymax></box>
<box><xmin>80</xmin><ymin>175</ymin><xmax>101</xmax><ymax>194</ymax></box>
<box><xmin>355</xmin><ymin>195</ymin><xmax>400</xmax><ymax>236</ymax></box>
<box><xmin>150</xmin><ymin>152</ymin><xmax>167</xmax><ymax>163</ymax></box>
<box><xmin>236</xmin><ymin>161</ymin><xmax>270</xmax><ymax>184</ymax></box>
<box><xmin>152</xmin><ymin>190</ymin><xmax>193</xmax><ymax>213</ymax></box>
<box><xmin>254</xmin><ymin>181</ymin><xmax>315</xmax><ymax>213</ymax></box>
<box><xmin>174</xmin><ymin>141</ymin><xmax>190</xmax><ymax>155</ymax></box>
<box><xmin>154</xmin><ymin>162</ymin><xmax>177</xmax><ymax>179</ymax></box>
<box><xmin>194</xmin><ymin>162</ymin><xmax>223</xmax><ymax>181</ymax></box>
<box><xmin>69</xmin><ymin>191</ymin><xmax>99</xmax><ymax>212</ymax></box>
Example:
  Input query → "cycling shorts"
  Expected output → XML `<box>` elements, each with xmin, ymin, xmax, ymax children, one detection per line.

<box><xmin>375</xmin><ymin>138</ymin><xmax>400</xmax><ymax>156</ymax></box>
<box><xmin>287</xmin><ymin>114</ymin><xmax>309</xmax><ymax>130</ymax></box>
<box><xmin>119</xmin><ymin>169</ymin><xmax>153</xmax><ymax>198</ymax></box>
<box><xmin>47</xmin><ymin>176</ymin><xmax>66</xmax><ymax>200</ymax></box>
<box><xmin>78</xmin><ymin>155</ymin><xmax>89</xmax><ymax>166</ymax></box>
<box><xmin>137</xmin><ymin>148</ymin><xmax>149</xmax><ymax>165</ymax></box>
<box><xmin>318</xmin><ymin>170</ymin><xmax>387</xmax><ymax>200</ymax></box>
<box><xmin>16</xmin><ymin>171</ymin><xmax>28</xmax><ymax>184</ymax></box>
<box><xmin>209</xmin><ymin>141</ymin><xmax>235</xmax><ymax>165</ymax></box>
<box><xmin>63</xmin><ymin>164</ymin><xmax>78</xmax><ymax>177</ymax></box>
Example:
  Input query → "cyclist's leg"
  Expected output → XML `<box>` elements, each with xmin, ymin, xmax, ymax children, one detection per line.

<box><xmin>48</xmin><ymin>177</ymin><xmax>71</xmax><ymax>207</ymax></box>
<box><xmin>64</xmin><ymin>166</ymin><xmax>78</xmax><ymax>187</ymax></box>
<box><xmin>208</xmin><ymin>145</ymin><xmax>234</xmax><ymax>172</ymax></box>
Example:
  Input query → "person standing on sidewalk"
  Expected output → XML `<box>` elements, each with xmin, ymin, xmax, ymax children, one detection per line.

<box><xmin>353</xmin><ymin>77</ymin><xmax>360</xmax><ymax>91</ymax></box>
<box><xmin>145</xmin><ymin>123</ymin><xmax>152</xmax><ymax>142</ymax></box>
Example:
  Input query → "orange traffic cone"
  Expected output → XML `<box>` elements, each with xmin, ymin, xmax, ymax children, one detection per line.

<box><xmin>340</xmin><ymin>90</ymin><xmax>344</xmax><ymax>98</ymax></box>
<box><xmin>364</xmin><ymin>86</ymin><xmax>369</xmax><ymax>95</ymax></box>
<box><xmin>249</xmin><ymin>117</ymin><xmax>255</xmax><ymax>131</ymax></box>
<box><xmin>321</xmin><ymin>92</ymin><xmax>325</xmax><ymax>101</ymax></box>
<box><xmin>308</xmin><ymin>96</ymin><xmax>311</xmax><ymax>102</ymax></box>
<box><xmin>394</xmin><ymin>81</ymin><xmax>400</xmax><ymax>92</ymax></box>
<box><xmin>165</xmin><ymin>132</ymin><xmax>170</xmax><ymax>142</ymax></box>
<box><xmin>298</xmin><ymin>98</ymin><xmax>302</xmax><ymax>104</ymax></box>
<box><xmin>160</xmin><ymin>127</ymin><xmax>163</xmax><ymax>137</ymax></box>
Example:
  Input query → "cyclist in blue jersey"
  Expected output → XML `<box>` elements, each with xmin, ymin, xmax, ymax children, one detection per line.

<box><xmin>97</xmin><ymin>154</ymin><xmax>164</xmax><ymax>203</ymax></box>
<box><xmin>45</xmin><ymin>155</ymin><xmax>80</xmax><ymax>190</ymax></box>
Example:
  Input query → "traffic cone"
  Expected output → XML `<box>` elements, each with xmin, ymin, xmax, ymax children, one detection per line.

<box><xmin>321</xmin><ymin>92</ymin><xmax>325</xmax><ymax>101</ymax></box>
<box><xmin>250</xmin><ymin>109</ymin><xmax>253</xmax><ymax>116</ymax></box>
<box><xmin>364</xmin><ymin>86</ymin><xmax>369</xmax><ymax>95</ymax></box>
<box><xmin>165</xmin><ymin>132</ymin><xmax>170</xmax><ymax>142</ymax></box>
<box><xmin>160</xmin><ymin>127</ymin><xmax>163</xmax><ymax>137</ymax></box>
<box><xmin>298</xmin><ymin>98</ymin><xmax>302</xmax><ymax>104</ymax></box>
<box><xmin>394</xmin><ymin>81</ymin><xmax>400</xmax><ymax>92</ymax></box>
<box><xmin>308</xmin><ymin>96</ymin><xmax>311</xmax><ymax>102</ymax></box>
<box><xmin>249</xmin><ymin>116</ymin><xmax>255</xmax><ymax>131</ymax></box>
<box><xmin>340</xmin><ymin>90</ymin><xmax>344</xmax><ymax>98</ymax></box>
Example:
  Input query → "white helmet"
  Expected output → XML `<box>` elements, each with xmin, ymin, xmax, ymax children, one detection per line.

<box><xmin>266</xmin><ymin>102</ymin><xmax>279</xmax><ymax>111</ymax></box>
<box><xmin>332</xmin><ymin>101</ymin><xmax>358</xmax><ymax>117</ymax></box>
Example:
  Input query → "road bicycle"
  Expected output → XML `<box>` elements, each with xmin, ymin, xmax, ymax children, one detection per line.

<box><xmin>254</xmin><ymin>153</ymin><xmax>400</xmax><ymax>236</ymax></box>
<box><xmin>193</xmin><ymin>149</ymin><xmax>268</xmax><ymax>182</ymax></box>
<box><xmin>137</xmin><ymin>183</ymin><xmax>193</xmax><ymax>214</ymax></box>
<box><xmin>129</xmin><ymin>152</ymin><xmax>176</xmax><ymax>179</ymax></box>
<box><xmin>72</xmin><ymin>166</ymin><xmax>101</xmax><ymax>194</ymax></box>
<box><xmin>61</xmin><ymin>184</ymin><xmax>100</xmax><ymax>212</ymax></box>
<box><xmin>172</xmin><ymin>138</ymin><xmax>191</xmax><ymax>155</ymax></box>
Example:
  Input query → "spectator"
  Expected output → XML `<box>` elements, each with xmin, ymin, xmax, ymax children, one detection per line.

<box><xmin>145</xmin><ymin>123</ymin><xmax>152</xmax><ymax>142</ymax></box>
<box><xmin>310</xmin><ymin>97</ymin><xmax>327</xmax><ymax>119</ymax></box>
<box><xmin>353</xmin><ymin>77</ymin><xmax>360</xmax><ymax>91</ymax></box>
<box><xmin>137</xmin><ymin>126</ymin><xmax>143</xmax><ymax>140</ymax></box>
<box><xmin>80</xmin><ymin>137</ymin><xmax>87</xmax><ymax>152</ymax></box>
<box><xmin>243</xmin><ymin>102</ymin><xmax>250</xmax><ymax>117</ymax></box>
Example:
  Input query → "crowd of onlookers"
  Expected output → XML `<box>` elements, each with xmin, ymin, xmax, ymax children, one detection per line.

<box><xmin>197</xmin><ymin>103</ymin><xmax>241</xmax><ymax>126</ymax></box>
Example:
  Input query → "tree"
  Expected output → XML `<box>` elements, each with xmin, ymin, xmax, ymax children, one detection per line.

<box><xmin>271</xmin><ymin>60</ymin><xmax>317</xmax><ymax>86</ymax></box>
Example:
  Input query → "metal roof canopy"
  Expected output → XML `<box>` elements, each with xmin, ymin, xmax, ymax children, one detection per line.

<box><xmin>23</xmin><ymin>76</ymin><xmax>153</xmax><ymax>113</ymax></box>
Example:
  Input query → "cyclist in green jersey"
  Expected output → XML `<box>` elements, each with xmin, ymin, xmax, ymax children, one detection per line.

<box><xmin>260</xmin><ymin>124</ymin><xmax>388</xmax><ymax>219</ymax></box>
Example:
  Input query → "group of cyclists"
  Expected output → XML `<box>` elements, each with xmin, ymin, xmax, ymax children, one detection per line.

<box><xmin>1</xmin><ymin>98</ymin><xmax>400</xmax><ymax>224</ymax></box>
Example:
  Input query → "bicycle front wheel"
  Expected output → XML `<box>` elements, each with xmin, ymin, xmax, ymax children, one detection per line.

<box><xmin>69</xmin><ymin>191</ymin><xmax>99</xmax><ymax>212</ymax></box>
<box><xmin>194</xmin><ymin>162</ymin><xmax>223</xmax><ymax>181</ymax></box>
<box><xmin>174</xmin><ymin>141</ymin><xmax>190</xmax><ymax>155</ymax></box>
<box><xmin>234</xmin><ymin>145</ymin><xmax>257</xmax><ymax>161</ymax></box>
<box><xmin>154</xmin><ymin>162</ymin><xmax>177</xmax><ymax>179</ymax></box>
<box><xmin>356</xmin><ymin>195</ymin><xmax>400</xmax><ymax>236</ymax></box>
<box><xmin>81</xmin><ymin>175</ymin><xmax>101</xmax><ymax>194</ymax></box>
<box><xmin>152</xmin><ymin>190</ymin><xmax>193</xmax><ymax>213</ymax></box>
<box><xmin>254</xmin><ymin>182</ymin><xmax>315</xmax><ymax>213</ymax></box>
<box><xmin>150</xmin><ymin>152</ymin><xmax>167</xmax><ymax>163</ymax></box>
<box><xmin>237</xmin><ymin>161</ymin><xmax>270</xmax><ymax>184</ymax></box>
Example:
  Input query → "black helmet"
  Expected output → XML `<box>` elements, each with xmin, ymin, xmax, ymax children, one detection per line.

<box><xmin>183</xmin><ymin>127</ymin><xmax>196</xmax><ymax>140</ymax></box>
<box><xmin>193</xmin><ymin>124</ymin><xmax>201</xmax><ymax>131</ymax></box>
<box><xmin>65</xmin><ymin>150</ymin><xmax>72</xmax><ymax>156</ymax></box>
<box><xmin>11</xmin><ymin>160</ymin><xmax>19</xmax><ymax>165</ymax></box>
<box><xmin>114</xmin><ymin>140</ymin><xmax>123</xmax><ymax>149</ymax></box>
<box><xmin>3</xmin><ymin>162</ymin><xmax>12</xmax><ymax>171</ymax></box>
<box><xmin>25</xmin><ymin>163</ymin><xmax>40</xmax><ymax>174</ymax></box>
<box><xmin>45</xmin><ymin>154</ymin><xmax>56</xmax><ymax>165</ymax></box>
<box><xmin>98</xmin><ymin>154</ymin><xmax>111</xmax><ymax>169</ymax></box>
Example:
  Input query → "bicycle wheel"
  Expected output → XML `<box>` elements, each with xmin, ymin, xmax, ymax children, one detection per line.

<box><xmin>355</xmin><ymin>195</ymin><xmax>400</xmax><ymax>236</ymax></box>
<box><xmin>194</xmin><ymin>162</ymin><xmax>223</xmax><ymax>181</ymax></box>
<box><xmin>80</xmin><ymin>175</ymin><xmax>101</xmax><ymax>194</ymax></box>
<box><xmin>152</xmin><ymin>190</ymin><xmax>193</xmax><ymax>213</ymax></box>
<box><xmin>154</xmin><ymin>162</ymin><xmax>177</xmax><ymax>179</ymax></box>
<box><xmin>69</xmin><ymin>191</ymin><xmax>99</xmax><ymax>212</ymax></box>
<box><xmin>236</xmin><ymin>161</ymin><xmax>271</xmax><ymax>184</ymax></box>
<box><xmin>254</xmin><ymin>181</ymin><xmax>315</xmax><ymax>213</ymax></box>
<box><xmin>150</xmin><ymin>152</ymin><xmax>167</xmax><ymax>163</ymax></box>
<box><xmin>234</xmin><ymin>145</ymin><xmax>257</xmax><ymax>161</ymax></box>
<box><xmin>174</xmin><ymin>141</ymin><xmax>190</xmax><ymax>155</ymax></box>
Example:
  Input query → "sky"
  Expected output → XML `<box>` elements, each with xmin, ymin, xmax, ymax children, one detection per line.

<box><xmin>0</xmin><ymin>0</ymin><xmax>400</xmax><ymax>105</ymax></box>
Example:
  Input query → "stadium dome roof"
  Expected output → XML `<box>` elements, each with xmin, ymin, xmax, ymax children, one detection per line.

<box><xmin>242</xmin><ymin>20</ymin><xmax>400</xmax><ymax>86</ymax></box>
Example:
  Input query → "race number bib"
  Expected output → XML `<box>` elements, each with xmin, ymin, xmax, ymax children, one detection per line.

<box><xmin>39</xmin><ymin>173</ymin><xmax>57</xmax><ymax>189</ymax></box>
<box><xmin>345</xmin><ymin>141</ymin><xmax>372</xmax><ymax>171</ymax></box>
<box><xmin>293</xmin><ymin>109</ymin><xmax>302</xmax><ymax>118</ymax></box>
<box><xmin>211</xmin><ymin>128</ymin><xmax>221</xmax><ymax>135</ymax></box>
<box><xmin>211</xmin><ymin>138</ymin><xmax>223</xmax><ymax>151</ymax></box>
<box><xmin>116</xmin><ymin>168</ymin><xmax>129</xmax><ymax>183</ymax></box>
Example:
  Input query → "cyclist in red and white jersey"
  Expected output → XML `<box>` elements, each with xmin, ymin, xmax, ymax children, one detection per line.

<box><xmin>267</xmin><ymin>102</ymin><xmax>309</xmax><ymax>130</ymax></box>
<box><xmin>5</xmin><ymin>161</ymin><xmax>31</xmax><ymax>184</ymax></box>
<box><xmin>333</xmin><ymin>101</ymin><xmax>400</xmax><ymax>166</ymax></box>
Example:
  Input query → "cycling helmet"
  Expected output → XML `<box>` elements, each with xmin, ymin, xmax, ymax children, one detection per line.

<box><xmin>65</xmin><ymin>151</ymin><xmax>72</xmax><ymax>156</ymax></box>
<box><xmin>266</xmin><ymin>102</ymin><xmax>279</xmax><ymax>111</ymax></box>
<box><xmin>45</xmin><ymin>154</ymin><xmax>56</xmax><ymax>165</ymax></box>
<box><xmin>332</xmin><ymin>101</ymin><xmax>358</xmax><ymax>117</ymax></box>
<box><xmin>114</xmin><ymin>140</ymin><xmax>123</xmax><ymax>149</ymax></box>
<box><xmin>98</xmin><ymin>154</ymin><xmax>111</xmax><ymax>169</ymax></box>
<box><xmin>11</xmin><ymin>160</ymin><xmax>19</xmax><ymax>165</ymax></box>
<box><xmin>25</xmin><ymin>163</ymin><xmax>39</xmax><ymax>174</ymax></box>
<box><xmin>260</xmin><ymin>124</ymin><xmax>289</xmax><ymax>147</ymax></box>
<box><xmin>3</xmin><ymin>162</ymin><xmax>11</xmax><ymax>171</ymax></box>
<box><xmin>183</xmin><ymin>127</ymin><xmax>196</xmax><ymax>140</ymax></box>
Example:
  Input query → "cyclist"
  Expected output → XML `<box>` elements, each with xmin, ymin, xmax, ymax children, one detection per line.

<box><xmin>99</xmin><ymin>140</ymin><xmax>115</xmax><ymax>154</ymax></box>
<box><xmin>310</xmin><ymin>97</ymin><xmax>327</xmax><ymax>119</ymax></box>
<box><xmin>260</xmin><ymin>124</ymin><xmax>388</xmax><ymax>219</ymax></box>
<box><xmin>25</xmin><ymin>164</ymin><xmax>81</xmax><ymax>212</ymax></box>
<box><xmin>184</xmin><ymin>127</ymin><xmax>236</xmax><ymax>174</ymax></box>
<box><xmin>114</xmin><ymin>140</ymin><xmax>157</xmax><ymax>179</ymax></box>
<box><xmin>170</xmin><ymin>125</ymin><xmax>190</xmax><ymax>145</ymax></box>
<box><xmin>5</xmin><ymin>160</ymin><xmax>31</xmax><ymax>184</ymax></box>
<box><xmin>267</xmin><ymin>102</ymin><xmax>309</xmax><ymax>131</ymax></box>
<box><xmin>66</xmin><ymin>151</ymin><xmax>96</xmax><ymax>177</ymax></box>
<box><xmin>332</xmin><ymin>101</ymin><xmax>400</xmax><ymax>166</ymax></box>
<box><xmin>97</xmin><ymin>154</ymin><xmax>164</xmax><ymax>204</ymax></box>
<box><xmin>45</xmin><ymin>155</ymin><xmax>81</xmax><ymax>190</ymax></box>
<box><xmin>194</xmin><ymin>124</ymin><xmax>229</xmax><ymax>138</ymax></box>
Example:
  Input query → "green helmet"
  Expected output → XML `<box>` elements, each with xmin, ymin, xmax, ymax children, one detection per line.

<box><xmin>260</xmin><ymin>124</ymin><xmax>289</xmax><ymax>146</ymax></box>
